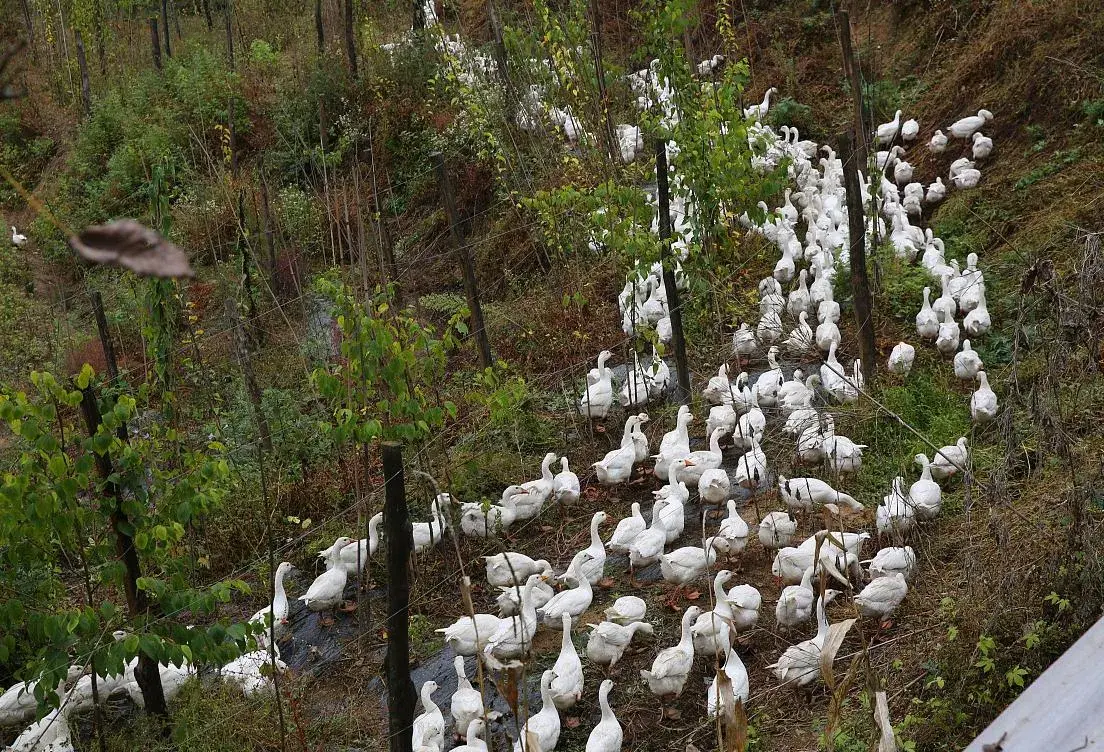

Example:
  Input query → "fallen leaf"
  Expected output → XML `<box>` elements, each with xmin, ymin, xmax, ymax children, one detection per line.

<box><xmin>663</xmin><ymin>707</ymin><xmax>681</xmax><ymax>719</ymax></box>
<box><xmin>598</xmin><ymin>577</ymin><xmax>615</xmax><ymax>588</ymax></box>
<box><xmin>819</xmin><ymin>617</ymin><xmax>857</xmax><ymax>688</ymax></box>
<box><xmin>565</xmin><ymin>717</ymin><xmax>581</xmax><ymax>729</ymax></box>
<box><xmin>69</xmin><ymin>219</ymin><xmax>193</xmax><ymax>278</ymax></box>
<box><xmin>686</xmin><ymin>590</ymin><xmax>701</xmax><ymax>601</ymax></box>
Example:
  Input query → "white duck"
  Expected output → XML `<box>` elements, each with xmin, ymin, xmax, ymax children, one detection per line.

<box><xmin>450</xmin><ymin>657</ymin><xmax>484</xmax><ymax>742</ymax></box>
<box><xmin>875</xmin><ymin>109</ymin><xmax>903</xmax><ymax>145</ymax></box>
<box><xmin>653</xmin><ymin>405</ymin><xmax>693</xmax><ymax>479</ymax></box>
<box><xmin>516</xmin><ymin>452</ymin><xmax>558</xmax><ymax>518</ymax></box>
<box><xmin>698</xmin><ymin>468</ymin><xmax>731</xmax><ymax>504</ymax></box>
<box><xmin>513</xmin><ymin>670</ymin><xmax>561</xmax><ymax>752</ymax></box>
<box><xmin>776</xmin><ymin>566</ymin><xmax>838</xmax><ymax>630</ymax></box>
<box><xmin>916</xmin><ymin>287</ymin><xmax>939</xmax><ymax>339</ymax></box>
<box><xmin>948</xmin><ymin>109</ymin><xmax>994</xmax><ymax>139</ymax></box>
<box><xmin>733</xmin><ymin>437</ymin><xmax>768</xmax><ymax>491</ymax></box>
<box><xmin>910</xmin><ymin>454</ymin><xmax>942</xmax><ymax>520</ymax></box>
<box><xmin>785</xmin><ymin>311</ymin><xmax>815</xmax><ymax>353</ymax></box>
<box><xmin>963</xmin><ymin>285</ymin><xmax>991</xmax><ymax>337</ymax></box>
<box><xmin>732</xmin><ymin>404</ymin><xmax>766</xmax><ymax>451</ymax></box>
<box><xmin>778</xmin><ymin>475</ymin><xmax>863</xmax><ymax>516</ymax></box>
<box><xmin>787</xmin><ymin>269</ymin><xmax>812</xmax><ymax>319</ymax></box>
<box><xmin>539</xmin><ymin>564</ymin><xmax>594</xmax><ymax>629</ymax></box>
<box><xmin>924</xmin><ymin>178</ymin><xmax>947</xmax><ymax>207</ymax></box>
<box><xmin>412</xmin><ymin>681</ymin><xmax>445</xmax><ymax>752</ymax></box>
<box><xmin>732</xmin><ymin>322</ymin><xmax>757</xmax><ymax>357</ymax></box>
<box><xmin>300</xmin><ymin>540</ymin><xmax>351</xmax><ymax>624</ymax></box>
<box><xmin>549</xmin><ymin>614</ymin><xmax>584</xmax><ymax>709</ymax></box>
<box><xmin>855</xmin><ymin>572</ymin><xmax>908</xmax><ymax>623</ymax></box>
<box><xmin>931</xmin><ymin>437</ymin><xmax>969</xmax><ymax>481</ymax></box>
<box><xmin>640</xmin><ymin>606</ymin><xmax>702</xmax><ymax>698</ymax></box>
<box><xmin>460</xmin><ymin>489</ymin><xmax>522</xmax><ymax>538</ymax></box>
<box><xmin>676</xmin><ymin>427</ymin><xmax>725</xmax><ymax>486</ymax></box>
<box><xmin>594</xmin><ymin>418</ymin><xmax>640</xmax><ymax>485</ymax></box>
<box><xmin>319</xmin><ymin>520</ymin><xmax>381</xmax><ymax>575</ymax></box>
<box><xmin>864</xmin><ymin>546</ymin><xmax>917</xmax><ymax>580</ymax></box>
<box><xmin>437</xmin><ymin>612</ymin><xmax>503</xmax><ymax>657</ymax></box>
<box><xmin>485</xmin><ymin>552</ymin><xmax>552</xmax><ymax>588</ymax></box>
<box><xmin>691</xmin><ymin>570</ymin><xmax>736</xmax><ymax>657</ymax></box>
<box><xmin>586</xmin><ymin>620</ymin><xmax>654</xmax><ymax>669</ymax></box>
<box><xmin>954</xmin><ymin>339</ymin><xmax>984</xmax><ymax>380</ymax></box>
<box><xmin>935</xmin><ymin>319</ymin><xmax>960</xmax><ymax>356</ymax></box>
<box><xmin>553</xmin><ymin>457</ymin><xmax>581</xmax><ymax>506</ymax></box>
<box><xmin>607</xmin><ymin>503</ymin><xmax>646</xmax><ymax>553</ymax></box>
<box><xmin>901</xmin><ymin>117</ymin><xmax>919</xmax><ymax>141</ymax></box>
<box><xmin>768</xmin><ymin>596</ymin><xmax>830</xmax><ymax>687</ymax></box>
<box><xmin>970</xmin><ymin>370</ymin><xmax>998</xmax><ymax>423</ymax></box>
<box><xmin>887</xmin><ymin>342</ymin><xmax>915</xmax><ymax>376</ymax></box>
<box><xmin>579</xmin><ymin>350</ymin><xmax>615</xmax><ymax>419</ymax></box>
<box><xmin>485</xmin><ymin>574</ymin><xmax>545</xmax><ymax>663</ymax></box>
<box><xmin>585</xmin><ymin>679</ymin><xmax>622</xmax><ymax>752</ymax></box>
<box><xmin>562</xmin><ymin>511</ymin><xmax>608</xmax><ymax>585</ymax></box>
<box><xmin>717</xmin><ymin>500</ymin><xmax>750</xmax><ymax>555</ymax></box>
<box><xmin>929</xmin><ymin>129</ymin><xmax>948</xmax><ymax>153</ymax></box>
<box><xmin>727</xmin><ymin>583</ymin><xmax>762</xmax><ymax>632</ymax></box>
<box><xmin>743</xmin><ymin>87</ymin><xmax>778</xmax><ymax>121</ymax></box>
<box><xmin>496</xmin><ymin>562</ymin><xmax>555</xmax><ymax>617</ymax></box>
<box><xmin>10</xmin><ymin>226</ymin><xmax>27</xmax><ymax>247</ymax></box>
<box><xmin>953</xmin><ymin>168</ymin><xmax>981</xmax><ymax>189</ymax></box>
<box><xmin>972</xmin><ymin>131</ymin><xmax>994</xmax><ymax>159</ymax></box>
<box><xmin>758</xmin><ymin>511</ymin><xmax>797</xmax><ymax>551</ymax></box>
<box><xmin>707</xmin><ymin>646</ymin><xmax>750</xmax><ymax>719</ymax></box>
<box><xmin>703</xmin><ymin>364</ymin><xmax>734</xmax><ymax>405</ymax></box>
<box><xmin>660</xmin><ymin>535</ymin><xmax>729</xmax><ymax>589</ymax></box>
<box><xmin>876</xmin><ymin>477</ymin><xmax>916</xmax><ymax>539</ymax></box>
<box><xmin>249</xmin><ymin>561</ymin><xmax>292</xmax><ymax>650</ymax></box>
<box><xmin>454</xmin><ymin>720</ymin><xmax>489</xmax><ymax>752</ymax></box>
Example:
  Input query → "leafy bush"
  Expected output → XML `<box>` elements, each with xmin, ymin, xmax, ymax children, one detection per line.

<box><xmin>275</xmin><ymin>185</ymin><xmax>325</xmax><ymax>258</ymax></box>
<box><xmin>766</xmin><ymin>96</ymin><xmax>815</xmax><ymax>136</ymax></box>
<box><xmin>878</xmin><ymin>254</ymin><xmax>933</xmax><ymax>322</ymax></box>
<box><xmin>247</xmin><ymin>39</ymin><xmax>279</xmax><ymax>70</ymax></box>
<box><xmin>0</xmin><ymin>113</ymin><xmax>55</xmax><ymax>208</ymax></box>
<box><xmin>1081</xmin><ymin>98</ymin><xmax>1104</xmax><ymax>126</ymax></box>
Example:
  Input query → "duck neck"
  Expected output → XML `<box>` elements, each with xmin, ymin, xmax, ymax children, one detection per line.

<box><xmin>542</xmin><ymin>455</ymin><xmax>555</xmax><ymax>483</ymax></box>
<box><xmin>273</xmin><ymin>568</ymin><xmax>287</xmax><ymax>608</ymax></box>
<box><xmin>421</xmin><ymin>685</ymin><xmax>437</xmax><ymax>714</ymax></box>
<box><xmin>709</xmin><ymin>430</ymin><xmax>722</xmax><ymax>455</ymax></box>
<box><xmin>590</xmin><ymin>515</ymin><xmax>603</xmax><ymax>549</ymax></box>
<box><xmin>368</xmin><ymin>516</ymin><xmax>382</xmax><ymax>550</ymax></box>
<box><xmin>621</xmin><ymin>418</ymin><xmax>636</xmax><ymax>448</ymax></box>
<box><xmin>599</xmin><ymin>686</ymin><xmax>615</xmax><ymax>722</ymax></box>
<box><xmin>919</xmin><ymin>456</ymin><xmax>932</xmax><ymax>481</ymax></box>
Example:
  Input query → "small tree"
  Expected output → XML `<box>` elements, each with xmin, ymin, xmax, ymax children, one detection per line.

<box><xmin>0</xmin><ymin>368</ymin><xmax>252</xmax><ymax>717</ymax></box>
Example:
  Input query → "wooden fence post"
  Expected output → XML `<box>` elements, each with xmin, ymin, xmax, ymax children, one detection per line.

<box><xmin>382</xmin><ymin>441</ymin><xmax>415</xmax><ymax>752</ymax></box>
<box><xmin>78</xmin><ymin>386</ymin><xmax>168</xmax><ymax>718</ymax></box>
<box><xmin>149</xmin><ymin>18</ymin><xmax>162</xmax><ymax>71</ymax></box>
<box><xmin>835</xmin><ymin>10</ymin><xmax>867</xmax><ymax>173</ymax></box>
<box><xmin>486</xmin><ymin>0</ymin><xmax>509</xmax><ymax>87</ymax></box>
<box><xmin>655</xmin><ymin>139</ymin><xmax>691</xmax><ymax>405</ymax></box>
<box><xmin>90</xmin><ymin>291</ymin><xmax>119</xmax><ymax>382</ymax></box>
<box><xmin>434</xmin><ymin>151</ymin><xmax>492</xmax><ymax>368</ymax></box>
<box><xmin>344</xmin><ymin>0</ymin><xmax>357</xmax><ymax>79</ymax></box>
<box><xmin>839</xmin><ymin>130</ymin><xmax>876</xmax><ymax>383</ymax></box>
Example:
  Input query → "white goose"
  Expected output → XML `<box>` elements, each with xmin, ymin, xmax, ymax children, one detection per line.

<box><xmin>925</xmin><ymin>177</ymin><xmax>947</xmax><ymax>205</ymax></box>
<box><xmin>970</xmin><ymin>370</ymin><xmax>998</xmax><ymax>423</ymax></box>
<box><xmin>513</xmin><ymin>670</ymin><xmax>560</xmax><ymax>752</ymax></box>
<box><xmin>437</xmin><ymin>612</ymin><xmax>504</xmax><ymax>657</ymax></box>
<box><xmin>768</xmin><ymin>596</ymin><xmax>831</xmax><ymax>687</ymax></box>
<box><xmin>553</xmin><ymin>457</ymin><xmax>581</xmax><ymax>505</ymax></box>
<box><xmin>876</xmin><ymin>477</ymin><xmax>916</xmax><ymax>539</ymax></box>
<box><xmin>916</xmin><ymin>287</ymin><xmax>939</xmax><ymax>339</ymax></box>
<box><xmin>778</xmin><ymin>475</ymin><xmax>863</xmax><ymax>515</ymax></box>
<box><xmin>485</xmin><ymin>552</ymin><xmax>552</xmax><ymax>589</ymax></box>
<box><xmin>691</xmin><ymin>570</ymin><xmax>736</xmax><ymax>657</ymax></box>
<box><xmin>454</xmin><ymin>720</ymin><xmax>489</xmax><ymax>752</ymax></box>
<box><xmin>539</xmin><ymin>562</ymin><xmax>594</xmax><ymax>629</ymax></box>
<box><xmin>954</xmin><ymin>339</ymin><xmax>984</xmax><ymax>380</ymax></box>
<box><xmin>948</xmin><ymin>109</ymin><xmax>994</xmax><ymax>139</ymax></box>
<box><xmin>776</xmin><ymin>565</ymin><xmax>840</xmax><ymax>630</ymax></box>
<box><xmin>660</xmin><ymin>534</ymin><xmax>729</xmax><ymax>589</ymax></box>
<box><xmin>10</xmin><ymin>226</ymin><xmax>27</xmax><ymax>247</ymax></box>
<box><xmin>300</xmin><ymin>540</ymin><xmax>352</xmax><ymax>625</ymax></box>
<box><xmin>758</xmin><ymin>511</ymin><xmax>797</xmax><ymax>551</ymax></box>
<box><xmin>784</xmin><ymin>311</ymin><xmax>814</xmax><ymax>353</ymax></box>
<box><xmin>604</xmin><ymin>595</ymin><xmax>647</xmax><ymax>625</ymax></box>
<box><xmin>855</xmin><ymin>572</ymin><xmax>909</xmax><ymax>623</ymax></box>
<box><xmin>732</xmin><ymin>322</ymin><xmax>757</xmax><ymax>357</ymax></box>
<box><xmin>676</xmin><ymin>427</ymin><xmax>725</xmax><ymax>486</ymax></box>
<box><xmin>249</xmin><ymin>561</ymin><xmax>293</xmax><ymax>650</ymax></box>
<box><xmin>561</xmin><ymin>511</ymin><xmax>608</xmax><ymax>585</ymax></box>
<box><xmin>579</xmin><ymin>350</ymin><xmax>615</xmax><ymax>419</ymax></box>
<box><xmin>707</xmin><ymin>646</ymin><xmax>750</xmax><ymax>719</ymax></box>
<box><xmin>496</xmin><ymin>562</ymin><xmax>555</xmax><ymax>617</ymax></box>
<box><xmin>653</xmin><ymin>405</ymin><xmax>693</xmax><ymax>479</ymax></box>
<box><xmin>864</xmin><ymin>546</ymin><xmax>917</xmax><ymax>580</ymax></box>
<box><xmin>963</xmin><ymin>285</ymin><xmax>991</xmax><ymax>337</ymax></box>
<box><xmin>412</xmin><ymin>681</ymin><xmax>445</xmax><ymax>752</ymax></box>
<box><xmin>698</xmin><ymin>468</ymin><xmax>731</xmax><ymax>504</ymax></box>
<box><xmin>703</xmin><ymin>364</ymin><xmax>735</xmax><ymax>405</ymax></box>
<box><xmin>607</xmin><ymin>503</ymin><xmax>646</xmax><ymax>553</ymax></box>
<box><xmin>585</xmin><ymin>679</ymin><xmax>622</xmax><ymax>752</ymax></box>
<box><xmin>875</xmin><ymin>109</ymin><xmax>903</xmax><ymax>145</ymax></box>
<box><xmin>640</xmin><ymin>606</ymin><xmax>702</xmax><ymax>699</ymax></box>
<box><xmin>743</xmin><ymin>87</ymin><xmax>778</xmax><ymax>121</ymax></box>
<box><xmin>887</xmin><ymin>342</ymin><xmax>915</xmax><ymax>376</ymax></box>
<box><xmin>936</xmin><ymin>319</ymin><xmax>960</xmax><ymax>356</ymax></box>
<box><xmin>594</xmin><ymin>416</ymin><xmax>642</xmax><ymax>485</ymax></box>
<box><xmin>450</xmin><ymin>657</ymin><xmax>483</xmax><ymax>742</ymax></box>
<box><xmin>929</xmin><ymin>129</ymin><xmax>948</xmax><ymax>153</ymax></box>
<box><xmin>910</xmin><ymin>454</ymin><xmax>942</xmax><ymax>520</ymax></box>
<box><xmin>972</xmin><ymin>131</ymin><xmax>994</xmax><ymax>159</ymax></box>
<box><xmin>320</xmin><ymin>520</ymin><xmax>382</xmax><ymax>575</ymax></box>
<box><xmin>485</xmin><ymin>574</ymin><xmax>545</xmax><ymax>664</ymax></box>
<box><xmin>549</xmin><ymin>613</ymin><xmax>583</xmax><ymax>710</ymax></box>
<box><xmin>460</xmin><ymin>488</ymin><xmax>523</xmax><ymax>538</ymax></box>
<box><xmin>717</xmin><ymin>500</ymin><xmax>750</xmax><ymax>555</ymax></box>
<box><xmin>733</xmin><ymin>437</ymin><xmax>768</xmax><ymax>491</ymax></box>
<box><xmin>787</xmin><ymin>268</ymin><xmax>812</xmax><ymax>319</ymax></box>
<box><xmin>931</xmin><ymin>437</ymin><xmax>969</xmax><ymax>481</ymax></box>
<box><xmin>586</xmin><ymin>620</ymin><xmax>654</xmax><ymax>669</ymax></box>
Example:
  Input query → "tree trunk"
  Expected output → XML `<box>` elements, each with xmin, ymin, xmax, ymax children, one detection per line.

<box><xmin>435</xmin><ymin>151</ymin><xmax>492</xmax><ymax>368</ymax></box>
<box><xmin>655</xmin><ymin>139</ymin><xmax>691</xmax><ymax>405</ymax></box>
<box><xmin>201</xmin><ymin>0</ymin><xmax>212</xmax><ymax>30</ymax></box>
<box><xmin>160</xmin><ymin>0</ymin><xmax>171</xmax><ymax>57</ymax></box>
<box><xmin>172</xmin><ymin>0</ymin><xmax>182</xmax><ymax>41</ymax></box>
<box><xmin>19</xmin><ymin>0</ymin><xmax>36</xmax><ymax>58</ymax></box>
<box><xmin>314</xmin><ymin>0</ymin><xmax>324</xmax><ymax>54</ymax></box>
<box><xmin>78</xmin><ymin>387</ymin><xmax>168</xmax><ymax>719</ymax></box>
<box><xmin>150</xmin><ymin>17</ymin><xmax>162</xmax><ymax>71</ymax></box>
<box><xmin>74</xmin><ymin>29</ymin><xmax>92</xmax><ymax>118</ymax></box>
<box><xmin>344</xmin><ymin>0</ymin><xmax>357</xmax><ymax>78</ymax></box>
<box><xmin>382</xmin><ymin>442</ymin><xmax>415</xmax><ymax>752</ymax></box>
<box><xmin>412</xmin><ymin>0</ymin><xmax>426</xmax><ymax>30</ymax></box>
<box><xmin>94</xmin><ymin>15</ymin><xmax>106</xmax><ymax>75</ymax></box>
<box><xmin>836</xmin><ymin>10</ymin><xmax>867</xmax><ymax>174</ymax></box>
<box><xmin>587</xmin><ymin>0</ymin><xmax>616</xmax><ymax>161</ymax></box>
<box><xmin>839</xmin><ymin>130</ymin><xmax>876</xmax><ymax>383</ymax></box>
<box><xmin>258</xmin><ymin>166</ymin><xmax>277</xmax><ymax>279</ymax></box>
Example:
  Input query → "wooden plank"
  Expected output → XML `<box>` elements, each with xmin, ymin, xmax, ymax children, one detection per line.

<box><xmin>964</xmin><ymin>615</ymin><xmax>1104</xmax><ymax>751</ymax></box>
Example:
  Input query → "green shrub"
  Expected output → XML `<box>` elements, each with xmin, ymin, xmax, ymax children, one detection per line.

<box><xmin>766</xmin><ymin>96</ymin><xmax>815</xmax><ymax>136</ymax></box>
<box><xmin>0</xmin><ymin>113</ymin><xmax>55</xmax><ymax>208</ymax></box>
<box><xmin>275</xmin><ymin>185</ymin><xmax>324</xmax><ymax>258</ymax></box>
<box><xmin>248</xmin><ymin>39</ymin><xmax>279</xmax><ymax>70</ymax></box>
<box><xmin>1081</xmin><ymin>98</ymin><xmax>1104</xmax><ymax>126</ymax></box>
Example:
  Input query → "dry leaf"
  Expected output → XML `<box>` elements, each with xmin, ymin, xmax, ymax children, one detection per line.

<box><xmin>564</xmin><ymin>717</ymin><xmax>581</xmax><ymax>729</ymax></box>
<box><xmin>686</xmin><ymin>590</ymin><xmax>701</xmax><ymax>601</ymax></box>
<box><xmin>874</xmin><ymin>690</ymin><xmax>897</xmax><ymax>752</ymax></box>
<box><xmin>819</xmin><ymin>617</ymin><xmax>857</xmax><ymax>687</ymax></box>
<box><xmin>729</xmin><ymin>698</ymin><xmax>749</xmax><ymax>752</ymax></box>
<box><xmin>69</xmin><ymin>219</ymin><xmax>193</xmax><ymax>278</ymax></box>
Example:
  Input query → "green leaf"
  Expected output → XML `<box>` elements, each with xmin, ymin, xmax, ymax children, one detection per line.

<box><xmin>75</xmin><ymin>364</ymin><xmax>95</xmax><ymax>390</ymax></box>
